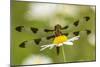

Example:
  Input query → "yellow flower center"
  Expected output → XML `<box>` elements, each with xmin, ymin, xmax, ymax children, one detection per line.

<box><xmin>53</xmin><ymin>35</ymin><xmax>68</xmax><ymax>45</ymax></box>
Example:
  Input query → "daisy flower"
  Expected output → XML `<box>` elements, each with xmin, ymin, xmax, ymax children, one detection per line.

<box><xmin>40</xmin><ymin>35</ymin><xmax>80</xmax><ymax>51</ymax></box>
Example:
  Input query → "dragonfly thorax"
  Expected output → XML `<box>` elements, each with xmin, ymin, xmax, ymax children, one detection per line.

<box><xmin>54</xmin><ymin>24</ymin><xmax>62</xmax><ymax>37</ymax></box>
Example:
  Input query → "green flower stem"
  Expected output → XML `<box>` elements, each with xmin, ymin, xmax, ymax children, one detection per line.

<box><xmin>62</xmin><ymin>45</ymin><xmax>66</xmax><ymax>62</ymax></box>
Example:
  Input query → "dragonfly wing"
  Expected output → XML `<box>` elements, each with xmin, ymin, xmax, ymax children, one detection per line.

<box><xmin>73</xmin><ymin>16</ymin><xmax>90</xmax><ymax>27</ymax></box>
<box><xmin>19</xmin><ymin>35</ymin><xmax>55</xmax><ymax>48</ymax></box>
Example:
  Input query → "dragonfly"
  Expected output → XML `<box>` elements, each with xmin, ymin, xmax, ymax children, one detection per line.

<box><xmin>15</xmin><ymin>16</ymin><xmax>91</xmax><ymax>55</ymax></box>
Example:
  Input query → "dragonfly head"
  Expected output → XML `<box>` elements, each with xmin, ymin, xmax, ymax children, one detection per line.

<box><xmin>54</xmin><ymin>24</ymin><xmax>62</xmax><ymax>30</ymax></box>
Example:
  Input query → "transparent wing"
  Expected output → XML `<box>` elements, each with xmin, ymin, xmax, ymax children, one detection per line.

<box><xmin>61</xmin><ymin>16</ymin><xmax>91</xmax><ymax>37</ymax></box>
<box><xmin>19</xmin><ymin>35</ymin><xmax>55</xmax><ymax>48</ymax></box>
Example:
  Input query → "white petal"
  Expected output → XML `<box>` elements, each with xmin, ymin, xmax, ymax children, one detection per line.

<box><xmin>40</xmin><ymin>46</ymin><xmax>48</xmax><ymax>51</ymax></box>
<box><xmin>40</xmin><ymin>45</ymin><xmax>50</xmax><ymax>51</ymax></box>
<box><xmin>41</xmin><ymin>45</ymin><xmax>48</xmax><ymax>47</ymax></box>
<box><xmin>40</xmin><ymin>44</ymin><xmax>55</xmax><ymax>51</ymax></box>
<box><xmin>57</xmin><ymin>43</ymin><xmax>63</xmax><ymax>46</ymax></box>
<box><xmin>68</xmin><ymin>36</ymin><xmax>80</xmax><ymax>42</ymax></box>
<box><xmin>63</xmin><ymin>41</ymin><xmax>73</xmax><ymax>45</ymax></box>
<box><xmin>49</xmin><ymin>45</ymin><xmax>55</xmax><ymax>49</ymax></box>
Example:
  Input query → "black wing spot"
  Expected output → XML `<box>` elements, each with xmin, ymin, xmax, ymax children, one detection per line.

<box><xmin>56</xmin><ymin>47</ymin><xmax>60</xmax><ymax>55</ymax></box>
<box><xmin>19</xmin><ymin>41</ymin><xmax>27</xmax><ymax>48</ymax></box>
<box><xmin>31</xmin><ymin>27</ymin><xmax>38</xmax><ymax>33</ymax></box>
<box><xmin>46</xmin><ymin>35</ymin><xmax>55</xmax><ymax>40</ymax></box>
<box><xmin>34</xmin><ymin>38</ymin><xmax>41</xmax><ymax>45</ymax></box>
<box><xmin>44</xmin><ymin>29</ymin><xmax>54</xmax><ymax>32</ymax></box>
<box><xmin>86</xmin><ymin>30</ymin><xmax>91</xmax><ymax>35</ymax></box>
<box><xmin>63</xmin><ymin>33</ymin><xmax>69</xmax><ymax>36</ymax></box>
<box><xmin>73</xmin><ymin>31</ymin><xmax>80</xmax><ymax>36</ymax></box>
<box><xmin>15</xmin><ymin>26</ymin><xmax>24</xmax><ymax>32</ymax></box>
<box><xmin>84</xmin><ymin>16</ymin><xmax>90</xmax><ymax>21</ymax></box>
<box><xmin>73</xmin><ymin>20</ymin><xmax>79</xmax><ymax>27</ymax></box>
<box><xmin>61</xmin><ymin>25</ymin><xmax>69</xmax><ymax>30</ymax></box>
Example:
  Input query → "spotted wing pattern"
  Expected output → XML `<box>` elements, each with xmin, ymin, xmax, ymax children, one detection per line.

<box><xmin>15</xmin><ymin>16</ymin><xmax>92</xmax><ymax>55</ymax></box>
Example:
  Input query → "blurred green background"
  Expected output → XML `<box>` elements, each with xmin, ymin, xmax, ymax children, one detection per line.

<box><xmin>11</xmin><ymin>0</ymin><xmax>96</xmax><ymax>65</ymax></box>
